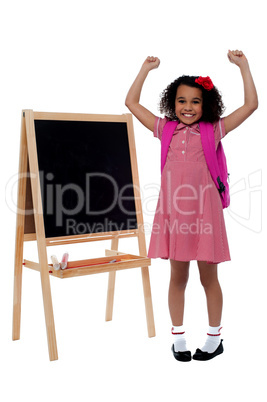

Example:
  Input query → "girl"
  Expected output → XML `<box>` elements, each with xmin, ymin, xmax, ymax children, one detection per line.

<box><xmin>125</xmin><ymin>50</ymin><xmax>258</xmax><ymax>361</ymax></box>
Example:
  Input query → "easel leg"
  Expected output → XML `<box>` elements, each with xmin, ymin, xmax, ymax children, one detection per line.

<box><xmin>141</xmin><ymin>266</ymin><xmax>156</xmax><ymax>337</ymax></box>
<box><xmin>13</xmin><ymin>216</ymin><xmax>25</xmax><ymax>340</ymax></box>
<box><xmin>12</xmin><ymin>252</ymin><xmax>23</xmax><ymax>340</ymax></box>
<box><xmin>13</xmin><ymin>112</ymin><xmax>28</xmax><ymax>341</ymax></box>
<box><xmin>106</xmin><ymin>271</ymin><xmax>116</xmax><ymax>322</ymax></box>
<box><xmin>40</xmin><ymin>263</ymin><xmax>58</xmax><ymax>361</ymax></box>
<box><xmin>137</xmin><ymin>227</ymin><xmax>156</xmax><ymax>338</ymax></box>
<box><xmin>105</xmin><ymin>238</ymin><xmax>119</xmax><ymax>321</ymax></box>
<box><xmin>25</xmin><ymin>109</ymin><xmax>58</xmax><ymax>361</ymax></box>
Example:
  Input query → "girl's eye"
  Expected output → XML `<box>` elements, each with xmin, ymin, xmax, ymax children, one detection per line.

<box><xmin>177</xmin><ymin>100</ymin><xmax>200</xmax><ymax>104</ymax></box>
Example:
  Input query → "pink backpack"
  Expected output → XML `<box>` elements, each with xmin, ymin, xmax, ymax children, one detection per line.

<box><xmin>161</xmin><ymin>120</ymin><xmax>230</xmax><ymax>209</ymax></box>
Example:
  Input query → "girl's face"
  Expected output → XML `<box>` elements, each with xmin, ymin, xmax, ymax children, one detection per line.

<box><xmin>175</xmin><ymin>85</ymin><xmax>203</xmax><ymax>125</ymax></box>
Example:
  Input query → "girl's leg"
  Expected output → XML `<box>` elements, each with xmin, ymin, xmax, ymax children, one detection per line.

<box><xmin>197</xmin><ymin>261</ymin><xmax>223</xmax><ymax>326</ymax></box>
<box><xmin>168</xmin><ymin>259</ymin><xmax>190</xmax><ymax>326</ymax></box>
<box><xmin>197</xmin><ymin>260</ymin><xmax>223</xmax><ymax>354</ymax></box>
<box><xmin>169</xmin><ymin>260</ymin><xmax>190</xmax><ymax>354</ymax></box>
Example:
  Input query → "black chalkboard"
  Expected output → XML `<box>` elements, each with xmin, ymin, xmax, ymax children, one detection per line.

<box><xmin>34</xmin><ymin>119</ymin><xmax>138</xmax><ymax>238</ymax></box>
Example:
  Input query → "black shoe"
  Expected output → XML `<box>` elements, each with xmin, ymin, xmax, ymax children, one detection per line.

<box><xmin>171</xmin><ymin>345</ymin><xmax>192</xmax><ymax>362</ymax></box>
<box><xmin>193</xmin><ymin>340</ymin><xmax>224</xmax><ymax>361</ymax></box>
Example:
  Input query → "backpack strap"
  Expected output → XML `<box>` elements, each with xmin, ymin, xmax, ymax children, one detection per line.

<box><xmin>161</xmin><ymin>120</ymin><xmax>178</xmax><ymax>174</ymax></box>
<box><xmin>199</xmin><ymin>121</ymin><xmax>225</xmax><ymax>194</ymax></box>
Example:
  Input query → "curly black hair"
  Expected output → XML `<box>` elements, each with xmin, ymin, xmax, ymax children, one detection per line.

<box><xmin>159</xmin><ymin>75</ymin><xmax>225</xmax><ymax>123</ymax></box>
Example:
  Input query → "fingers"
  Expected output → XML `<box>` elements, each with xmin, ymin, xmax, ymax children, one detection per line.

<box><xmin>146</xmin><ymin>56</ymin><xmax>160</xmax><ymax>68</ymax></box>
<box><xmin>228</xmin><ymin>49</ymin><xmax>245</xmax><ymax>61</ymax></box>
<box><xmin>227</xmin><ymin>49</ymin><xmax>247</xmax><ymax>67</ymax></box>
<box><xmin>146</xmin><ymin>56</ymin><xmax>159</xmax><ymax>63</ymax></box>
<box><xmin>229</xmin><ymin>49</ymin><xmax>244</xmax><ymax>57</ymax></box>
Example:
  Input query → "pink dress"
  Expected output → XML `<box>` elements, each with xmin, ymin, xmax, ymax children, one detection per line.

<box><xmin>147</xmin><ymin>117</ymin><xmax>231</xmax><ymax>264</ymax></box>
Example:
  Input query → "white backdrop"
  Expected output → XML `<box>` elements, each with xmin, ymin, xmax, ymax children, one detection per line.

<box><xmin>1</xmin><ymin>0</ymin><xmax>266</xmax><ymax>400</ymax></box>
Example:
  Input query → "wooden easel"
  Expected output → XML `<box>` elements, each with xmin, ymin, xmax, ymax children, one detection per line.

<box><xmin>12</xmin><ymin>110</ymin><xmax>155</xmax><ymax>361</ymax></box>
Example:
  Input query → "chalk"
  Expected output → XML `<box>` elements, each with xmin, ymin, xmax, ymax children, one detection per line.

<box><xmin>60</xmin><ymin>253</ymin><xmax>69</xmax><ymax>270</ymax></box>
<box><xmin>51</xmin><ymin>255</ymin><xmax>60</xmax><ymax>271</ymax></box>
<box><xmin>109</xmin><ymin>259</ymin><xmax>117</xmax><ymax>263</ymax></box>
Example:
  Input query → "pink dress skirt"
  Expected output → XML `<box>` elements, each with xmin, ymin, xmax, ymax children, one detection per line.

<box><xmin>147</xmin><ymin>117</ymin><xmax>231</xmax><ymax>264</ymax></box>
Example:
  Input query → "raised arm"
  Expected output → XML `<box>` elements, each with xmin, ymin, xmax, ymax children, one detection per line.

<box><xmin>125</xmin><ymin>56</ymin><xmax>160</xmax><ymax>132</ymax></box>
<box><xmin>224</xmin><ymin>50</ymin><xmax>258</xmax><ymax>134</ymax></box>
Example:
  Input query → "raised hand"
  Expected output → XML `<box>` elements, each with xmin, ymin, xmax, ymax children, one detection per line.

<box><xmin>125</xmin><ymin>56</ymin><xmax>160</xmax><ymax>131</ymax></box>
<box><xmin>142</xmin><ymin>56</ymin><xmax>161</xmax><ymax>72</ymax></box>
<box><xmin>224</xmin><ymin>49</ymin><xmax>258</xmax><ymax>134</ymax></box>
<box><xmin>227</xmin><ymin>50</ymin><xmax>248</xmax><ymax>67</ymax></box>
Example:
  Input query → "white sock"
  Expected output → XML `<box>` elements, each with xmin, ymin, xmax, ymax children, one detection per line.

<box><xmin>172</xmin><ymin>325</ymin><xmax>188</xmax><ymax>352</ymax></box>
<box><xmin>201</xmin><ymin>325</ymin><xmax>222</xmax><ymax>353</ymax></box>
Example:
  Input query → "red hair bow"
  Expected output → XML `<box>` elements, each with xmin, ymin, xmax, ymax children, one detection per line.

<box><xmin>195</xmin><ymin>76</ymin><xmax>214</xmax><ymax>91</ymax></box>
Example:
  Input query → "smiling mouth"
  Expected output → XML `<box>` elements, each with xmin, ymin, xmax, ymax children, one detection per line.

<box><xmin>182</xmin><ymin>113</ymin><xmax>195</xmax><ymax>118</ymax></box>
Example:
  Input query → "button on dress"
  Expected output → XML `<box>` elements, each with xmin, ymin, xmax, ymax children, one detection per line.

<box><xmin>147</xmin><ymin>117</ymin><xmax>231</xmax><ymax>264</ymax></box>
